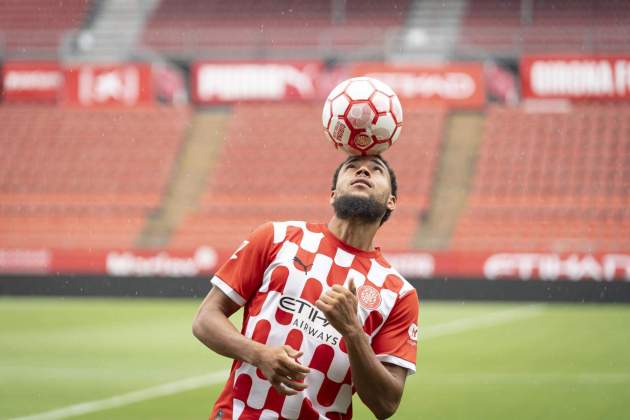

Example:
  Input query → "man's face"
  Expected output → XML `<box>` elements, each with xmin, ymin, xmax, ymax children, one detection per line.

<box><xmin>330</xmin><ymin>156</ymin><xmax>396</xmax><ymax>222</ymax></box>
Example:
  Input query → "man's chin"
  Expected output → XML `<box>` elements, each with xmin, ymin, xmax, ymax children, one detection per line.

<box><xmin>332</xmin><ymin>193</ymin><xmax>387</xmax><ymax>223</ymax></box>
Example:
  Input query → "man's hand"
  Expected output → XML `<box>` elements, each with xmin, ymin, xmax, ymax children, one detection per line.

<box><xmin>315</xmin><ymin>280</ymin><xmax>408</xmax><ymax>418</ymax></box>
<box><xmin>315</xmin><ymin>279</ymin><xmax>362</xmax><ymax>337</ymax></box>
<box><xmin>253</xmin><ymin>345</ymin><xmax>311</xmax><ymax>396</ymax></box>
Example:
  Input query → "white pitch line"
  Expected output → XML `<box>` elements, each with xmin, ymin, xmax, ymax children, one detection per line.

<box><xmin>9</xmin><ymin>304</ymin><xmax>544</xmax><ymax>420</ymax></box>
<box><xmin>8</xmin><ymin>370</ymin><xmax>230</xmax><ymax>420</ymax></box>
<box><xmin>421</xmin><ymin>304</ymin><xmax>545</xmax><ymax>340</ymax></box>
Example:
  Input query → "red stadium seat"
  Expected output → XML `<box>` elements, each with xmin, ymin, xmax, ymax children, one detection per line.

<box><xmin>142</xmin><ymin>0</ymin><xmax>409</xmax><ymax>58</ymax></box>
<box><xmin>169</xmin><ymin>103</ymin><xmax>446</xmax><ymax>251</ymax></box>
<box><xmin>458</xmin><ymin>0</ymin><xmax>630</xmax><ymax>55</ymax></box>
<box><xmin>0</xmin><ymin>0</ymin><xmax>89</xmax><ymax>57</ymax></box>
<box><xmin>0</xmin><ymin>105</ymin><xmax>190</xmax><ymax>250</ymax></box>
<box><xmin>451</xmin><ymin>104</ymin><xmax>630</xmax><ymax>252</ymax></box>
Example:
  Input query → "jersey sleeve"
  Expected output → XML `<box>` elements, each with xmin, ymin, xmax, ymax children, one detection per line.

<box><xmin>371</xmin><ymin>289</ymin><xmax>420</xmax><ymax>375</ymax></box>
<box><xmin>210</xmin><ymin>222</ymin><xmax>274</xmax><ymax>306</ymax></box>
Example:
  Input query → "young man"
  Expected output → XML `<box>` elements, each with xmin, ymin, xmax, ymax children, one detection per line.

<box><xmin>193</xmin><ymin>155</ymin><xmax>420</xmax><ymax>419</ymax></box>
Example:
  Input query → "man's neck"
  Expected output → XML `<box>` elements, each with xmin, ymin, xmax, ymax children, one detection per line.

<box><xmin>327</xmin><ymin>216</ymin><xmax>380</xmax><ymax>252</ymax></box>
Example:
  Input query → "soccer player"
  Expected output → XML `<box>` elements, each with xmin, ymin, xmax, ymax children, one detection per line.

<box><xmin>193</xmin><ymin>155</ymin><xmax>419</xmax><ymax>419</ymax></box>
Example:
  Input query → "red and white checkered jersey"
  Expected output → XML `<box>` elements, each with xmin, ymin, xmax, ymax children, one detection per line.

<box><xmin>209</xmin><ymin>221</ymin><xmax>420</xmax><ymax>420</ymax></box>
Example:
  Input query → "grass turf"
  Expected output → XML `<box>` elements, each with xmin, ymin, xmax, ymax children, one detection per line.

<box><xmin>1</xmin><ymin>297</ymin><xmax>629</xmax><ymax>419</ymax></box>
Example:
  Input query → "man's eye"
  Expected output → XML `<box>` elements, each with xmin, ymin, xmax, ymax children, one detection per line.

<box><xmin>373</xmin><ymin>166</ymin><xmax>383</xmax><ymax>173</ymax></box>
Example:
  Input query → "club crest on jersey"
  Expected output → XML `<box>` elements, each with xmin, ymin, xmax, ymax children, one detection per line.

<box><xmin>357</xmin><ymin>284</ymin><xmax>382</xmax><ymax>310</ymax></box>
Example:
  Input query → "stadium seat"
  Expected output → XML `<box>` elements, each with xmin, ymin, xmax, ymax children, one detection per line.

<box><xmin>0</xmin><ymin>105</ymin><xmax>190</xmax><ymax>249</ymax></box>
<box><xmin>0</xmin><ymin>0</ymin><xmax>89</xmax><ymax>57</ymax></box>
<box><xmin>170</xmin><ymin>103</ymin><xmax>446</xmax><ymax>251</ymax></box>
<box><xmin>451</xmin><ymin>104</ymin><xmax>630</xmax><ymax>252</ymax></box>
<box><xmin>143</xmin><ymin>0</ymin><xmax>409</xmax><ymax>59</ymax></box>
<box><xmin>458</xmin><ymin>0</ymin><xmax>630</xmax><ymax>55</ymax></box>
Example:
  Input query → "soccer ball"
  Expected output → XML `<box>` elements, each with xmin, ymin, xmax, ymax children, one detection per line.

<box><xmin>322</xmin><ymin>76</ymin><xmax>403</xmax><ymax>156</ymax></box>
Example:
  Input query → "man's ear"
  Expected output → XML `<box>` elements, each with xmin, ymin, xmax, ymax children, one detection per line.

<box><xmin>330</xmin><ymin>190</ymin><xmax>336</xmax><ymax>205</ymax></box>
<box><xmin>387</xmin><ymin>194</ymin><xmax>397</xmax><ymax>212</ymax></box>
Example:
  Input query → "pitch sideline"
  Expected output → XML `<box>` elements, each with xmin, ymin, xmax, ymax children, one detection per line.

<box><xmin>9</xmin><ymin>304</ymin><xmax>545</xmax><ymax>420</ymax></box>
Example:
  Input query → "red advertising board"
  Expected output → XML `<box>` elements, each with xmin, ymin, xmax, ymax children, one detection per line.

<box><xmin>349</xmin><ymin>62</ymin><xmax>486</xmax><ymax>108</ymax></box>
<box><xmin>521</xmin><ymin>55</ymin><xmax>630</xmax><ymax>100</ymax></box>
<box><xmin>0</xmin><ymin>248</ymin><xmax>220</xmax><ymax>277</ymax></box>
<box><xmin>1</xmin><ymin>248</ymin><xmax>629</xmax><ymax>281</ymax></box>
<box><xmin>63</xmin><ymin>63</ymin><xmax>153</xmax><ymax>106</ymax></box>
<box><xmin>192</xmin><ymin>61</ymin><xmax>323</xmax><ymax>104</ymax></box>
<box><xmin>1</xmin><ymin>62</ymin><xmax>62</xmax><ymax>102</ymax></box>
<box><xmin>385</xmin><ymin>252</ymin><xmax>630</xmax><ymax>281</ymax></box>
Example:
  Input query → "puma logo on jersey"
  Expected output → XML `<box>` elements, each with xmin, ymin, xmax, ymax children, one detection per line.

<box><xmin>293</xmin><ymin>255</ymin><xmax>313</xmax><ymax>274</ymax></box>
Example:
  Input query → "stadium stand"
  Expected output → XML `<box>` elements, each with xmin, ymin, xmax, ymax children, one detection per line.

<box><xmin>2</xmin><ymin>0</ymin><xmax>628</xmax><ymax>259</ymax></box>
<box><xmin>458</xmin><ymin>0</ymin><xmax>630</xmax><ymax>56</ymax></box>
<box><xmin>169</xmin><ymin>103</ymin><xmax>446</xmax><ymax>251</ymax></box>
<box><xmin>142</xmin><ymin>0</ymin><xmax>409</xmax><ymax>59</ymax></box>
<box><xmin>451</xmin><ymin>104</ymin><xmax>630</xmax><ymax>252</ymax></box>
<box><xmin>0</xmin><ymin>0</ymin><xmax>90</xmax><ymax>58</ymax></box>
<box><xmin>0</xmin><ymin>106</ymin><xmax>190</xmax><ymax>249</ymax></box>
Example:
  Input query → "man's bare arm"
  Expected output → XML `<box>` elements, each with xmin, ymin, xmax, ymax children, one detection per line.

<box><xmin>192</xmin><ymin>287</ymin><xmax>310</xmax><ymax>395</ymax></box>
<box><xmin>316</xmin><ymin>281</ymin><xmax>407</xmax><ymax>419</ymax></box>
<box><xmin>344</xmin><ymin>329</ymin><xmax>407</xmax><ymax>419</ymax></box>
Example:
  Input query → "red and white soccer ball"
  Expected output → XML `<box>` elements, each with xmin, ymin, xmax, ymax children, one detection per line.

<box><xmin>322</xmin><ymin>76</ymin><xmax>403</xmax><ymax>156</ymax></box>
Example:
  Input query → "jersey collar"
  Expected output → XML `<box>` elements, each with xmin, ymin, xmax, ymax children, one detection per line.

<box><xmin>319</xmin><ymin>223</ymin><xmax>382</xmax><ymax>259</ymax></box>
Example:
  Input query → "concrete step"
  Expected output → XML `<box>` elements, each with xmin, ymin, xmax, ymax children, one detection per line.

<box><xmin>413</xmin><ymin>111</ymin><xmax>484</xmax><ymax>249</ymax></box>
<box><xmin>137</xmin><ymin>110</ymin><xmax>230</xmax><ymax>249</ymax></box>
<box><xmin>65</xmin><ymin>0</ymin><xmax>160</xmax><ymax>62</ymax></box>
<box><xmin>392</xmin><ymin>0</ymin><xmax>468</xmax><ymax>60</ymax></box>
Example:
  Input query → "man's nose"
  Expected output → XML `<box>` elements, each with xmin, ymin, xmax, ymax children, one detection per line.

<box><xmin>355</xmin><ymin>165</ymin><xmax>371</xmax><ymax>176</ymax></box>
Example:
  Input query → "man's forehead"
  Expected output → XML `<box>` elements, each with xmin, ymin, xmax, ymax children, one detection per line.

<box><xmin>342</xmin><ymin>155</ymin><xmax>387</xmax><ymax>168</ymax></box>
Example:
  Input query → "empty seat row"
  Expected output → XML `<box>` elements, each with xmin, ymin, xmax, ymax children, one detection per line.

<box><xmin>452</xmin><ymin>104</ymin><xmax>630</xmax><ymax>252</ymax></box>
<box><xmin>0</xmin><ymin>105</ymin><xmax>190</xmax><ymax>249</ymax></box>
<box><xmin>170</xmin><ymin>103</ymin><xmax>445</xmax><ymax>251</ymax></box>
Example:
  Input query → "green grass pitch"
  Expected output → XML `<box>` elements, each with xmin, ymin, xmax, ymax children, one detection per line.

<box><xmin>1</xmin><ymin>297</ymin><xmax>629</xmax><ymax>419</ymax></box>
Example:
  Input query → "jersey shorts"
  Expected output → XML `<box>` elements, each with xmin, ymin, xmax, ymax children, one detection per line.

<box><xmin>209</xmin><ymin>221</ymin><xmax>420</xmax><ymax>419</ymax></box>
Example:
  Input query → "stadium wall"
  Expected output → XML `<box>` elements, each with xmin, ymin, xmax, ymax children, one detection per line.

<box><xmin>1</xmin><ymin>274</ymin><xmax>629</xmax><ymax>303</ymax></box>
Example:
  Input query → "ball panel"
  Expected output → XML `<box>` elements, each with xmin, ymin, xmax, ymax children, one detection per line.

<box><xmin>347</xmin><ymin>102</ymin><xmax>375</xmax><ymax>130</ymax></box>
<box><xmin>328</xmin><ymin>116</ymin><xmax>351</xmax><ymax>145</ymax></box>
<box><xmin>340</xmin><ymin>143</ymin><xmax>363</xmax><ymax>156</ymax></box>
<box><xmin>373</xmin><ymin>113</ymin><xmax>396</xmax><ymax>141</ymax></box>
<box><xmin>368</xmin><ymin>142</ymin><xmax>390</xmax><ymax>155</ymax></box>
<box><xmin>322</xmin><ymin>100</ymin><xmax>332</xmax><ymax>129</ymax></box>
<box><xmin>391</xmin><ymin>96</ymin><xmax>403</xmax><ymax>124</ymax></box>
<box><xmin>390</xmin><ymin>125</ymin><xmax>401</xmax><ymax>144</ymax></box>
<box><xmin>370</xmin><ymin>91</ymin><xmax>390</xmax><ymax>113</ymax></box>
<box><xmin>324</xmin><ymin>130</ymin><xmax>341</xmax><ymax>149</ymax></box>
<box><xmin>345</xmin><ymin>80</ymin><xmax>374</xmax><ymax>101</ymax></box>
<box><xmin>331</xmin><ymin>95</ymin><xmax>350</xmax><ymax>117</ymax></box>
<box><xmin>370</xmin><ymin>78</ymin><xmax>395</xmax><ymax>96</ymax></box>
<box><xmin>327</xmin><ymin>80</ymin><xmax>350</xmax><ymax>101</ymax></box>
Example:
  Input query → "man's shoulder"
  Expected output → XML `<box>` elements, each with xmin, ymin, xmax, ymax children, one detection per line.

<box><xmin>375</xmin><ymin>255</ymin><xmax>417</xmax><ymax>299</ymax></box>
<box><xmin>248</xmin><ymin>220</ymin><xmax>313</xmax><ymax>236</ymax></box>
<box><xmin>264</xmin><ymin>220</ymin><xmax>323</xmax><ymax>243</ymax></box>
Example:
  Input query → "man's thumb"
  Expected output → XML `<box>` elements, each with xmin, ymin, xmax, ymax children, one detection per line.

<box><xmin>348</xmin><ymin>278</ymin><xmax>357</xmax><ymax>295</ymax></box>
